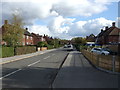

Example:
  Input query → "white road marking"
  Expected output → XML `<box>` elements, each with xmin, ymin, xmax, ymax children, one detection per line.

<box><xmin>0</xmin><ymin>69</ymin><xmax>22</xmax><ymax>80</ymax></box>
<box><xmin>43</xmin><ymin>56</ymin><xmax>50</xmax><ymax>59</ymax></box>
<box><xmin>28</xmin><ymin>60</ymin><xmax>41</xmax><ymax>67</ymax></box>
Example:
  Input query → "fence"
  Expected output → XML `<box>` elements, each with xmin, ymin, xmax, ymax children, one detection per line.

<box><xmin>81</xmin><ymin>50</ymin><xmax>120</xmax><ymax>73</ymax></box>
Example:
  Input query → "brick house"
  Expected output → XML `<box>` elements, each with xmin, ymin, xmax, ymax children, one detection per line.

<box><xmin>0</xmin><ymin>20</ymin><xmax>34</xmax><ymax>46</ymax></box>
<box><xmin>86</xmin><ymin>34</ymin><xmax>96</xmax><ymax>42</ymax></box>
<box><xmin>0</xmin><ymin>20</ymin><xmax>10</xmax><ymax>45</ymax></box>
<box><xmin>86</xmin><ymin>34</ymin><xmax>96</xmax><ymax>46</ymax></box>
<box><xmin>23</xmin><ymin>28</ymin><xmax>34</xmax><ymax>45</ymax></box>
<box><xmin>31</xmin><ymin>33</ymin><xmax>46</xmax><ymax>45</ymax></box>
<box><xmin>96</xmin><ymin>22</ymin><xmax>120</xmax><ymax>45</ymax></box>
<box><xmin>0</xmin><ymin>27</ymin><xmax>6</xmax><ymax>45</ymax></box>
<box><xmin>43</xmin><ymin>34</ymin><xmax>53</xmax><ymax>43</ymax></box>
<box><xmin>1</xmin><ymin>20</ymin><xmax>53</xmax><ymax>46</ymax></box>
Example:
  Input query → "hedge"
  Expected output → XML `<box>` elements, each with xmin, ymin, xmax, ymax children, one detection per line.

<box><xmin>15</xmin><ymin>46</ymin><xmax>36</xmax><ymax>55</ymax></box>
<box><xmin>47</xmin><ymin>45</ymin><xmax>54</xmax><ymax>49</ymax></box>
<box><xmin>1</xmin><ymin>46</ymin><xmax>14</xmax><ymax>58</ymax></box>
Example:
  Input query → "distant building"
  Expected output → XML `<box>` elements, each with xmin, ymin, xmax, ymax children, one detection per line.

<box><xmin>23</xmin><ymin>28</ymin><xmax>34</xmax><ymax>45</ymax></box>
<box><xmin>0</xmin><ymin>27</ymin><xmax>7</xmax><ymax>45</ymax></box>
<box><xmin>43</xmin><ymin>34</ymin><xmax>53</xmax><ymax>42</ymax></box>
<box><xmin>0</xmin><ymin>20</ymin><xmax>10</xmax><ymax>45</ymax></box>
<box><xmin>31</xmin><ymin>33</ymin><xmax>46</xmax><ymax>45</ymax></box>
<box><xmin>1</xmin><ymin>20</ymin><xmax>53</xmax><ymax>46</ymax></box>
<box><xmin>86</xmin><ymin>34</ymin><xmax>96</xmax><ymax>46</ymax></box>
<box><xmin>96</xmin><ymin>22</ymin><xmax>120</xmax><ymax>45</ymax></box>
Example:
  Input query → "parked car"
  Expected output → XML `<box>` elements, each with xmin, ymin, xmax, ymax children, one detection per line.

<box><xmin>91</xmin><ymin>48</ymin><xmax>110</xmax><ymax>55</ymax></box>
<box><xmin>67</xmin><ymin>44</ymin><xmax>73</xmax><ymax>51</ymax></box>
<box><xmin>64</xmin><ymin>44</ymin><xmax>73</xmax><ymax>51</ymax></box>
<box><xmin>64</xmin><ymin>44</ymin><xmax>68</xmax><ymax>48</ymax></box>
<box><xmin>102</xmin><ymin>48</ymin><xmax>117</xmax><ymax>55</ymax></box>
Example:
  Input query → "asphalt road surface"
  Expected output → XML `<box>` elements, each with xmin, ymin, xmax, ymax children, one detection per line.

<box><xmin>53</xmin><ymin>51</ymin><xmax>119</xmax><ymax>88</ymax></box>
<box><xmin>2</xmin><ymin>48</ymin><xmax>69</xmax><ymax>88</ymax></box>
<box><xmin>1</xmin><ymin>48</ymin><xmax>119</xmax><ymax>88</ymax></box>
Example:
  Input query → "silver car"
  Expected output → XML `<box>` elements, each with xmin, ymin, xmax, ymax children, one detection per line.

<box><xmin>64</xmin><ymin>44</ymin><xmax>73</xmax><ymax>51</ymax></box>
<box><xmin>91</xmin><ymin>48</ymin><xmax>110</xmax><ymax>55</ymax></box>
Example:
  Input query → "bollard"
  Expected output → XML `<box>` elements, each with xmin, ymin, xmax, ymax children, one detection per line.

<box><xmin>112</xmin><ymin>55</ymin><xmax>115</xmax><ymax>72</ymax></box>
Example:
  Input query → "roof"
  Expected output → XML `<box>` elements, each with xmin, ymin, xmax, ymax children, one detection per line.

<box><xmin>102</xmin><ymin>26</ymin><xmax>120</xmax><ymax>36</ymax></box>
<box><xmin>24</xmin><ymin>30</ymin><xmax>31</xmax><ymax>36</ymax></box>
<box><xmin>103</xmin><ymin>27</ymin><xmax>115</xmax><ymax>36</ymax></box>
<box><xmin>109</xmin><ymin>27</ymin><xmax>120</xmax><ymax>35</ymax></box>
<box><xmin>31</xmin><ymin>33</ymin><xmax>43</xmax><ymax>39</ymax></box>
<box><xmin>86</xmin><ymin>34</ymin><xmax>96</xmax><ymax>42</ymax></box>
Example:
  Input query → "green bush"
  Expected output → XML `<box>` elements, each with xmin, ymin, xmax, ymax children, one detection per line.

<box><xmin>73</xmin><ymin>44</ymin><xmax>81</xmax><ymax>51</ymax></box>
<box><xmin>80</xmin><ymin>45</ymin><xmax>88</xmax><ymax>50</ymax></box>
<box><xmin>2</xmin><ymin>46</ymin><xmax>14</xmax><ymax>58</ymax></box>
<box><xmin>37</xmin><ymin>41</ymin><xmax>48</xmax><ymax>47</ymax></box>
<box><xmin>47</xmin><ymin>45</ymin><xmax>54</xmax><ymax>49</ymax></box>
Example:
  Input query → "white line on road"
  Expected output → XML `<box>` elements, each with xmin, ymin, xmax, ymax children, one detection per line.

<box><xmin>0</xmin><ymin>69</ymin><xmax>22</xmax><ymax>80</ymax></box>
<box><xmin>43</xmin><ymin>56</ymin><xmax>50</xmax><ymax>59</ymax></box>
<box><xmin>28</xmin><ymin>60</ymin><xmax>41</xmax><ymax>67</ymax></box>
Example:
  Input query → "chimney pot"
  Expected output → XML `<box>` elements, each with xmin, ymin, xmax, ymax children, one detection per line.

<box><xmin>112</xmin><ymin>22</ymin><xmax>115</xmax><ymax>27</ymax></box>
<box><xmin>105</xmin><ymin>26</ymin><xmax>108</xmax><ymax>30</ymax></box>
<box><xmin>26</xmin><ymin>28</ymin><xmax>28</xmax><ymax>30</ymax></box>
<box><xmin>101</xmin><ymin>29</ymin><xmax>103</xmax><ymax>32</ymax></box>
<box><xmin>4</xmin><ymin>20</ymin><xmax>8</xmax><ymax>24</ymax></box>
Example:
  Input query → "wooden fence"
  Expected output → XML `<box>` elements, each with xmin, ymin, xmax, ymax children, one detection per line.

<box><xmin>81</xmin><ymin>50</ymin><xmax>120</xmax><ymax>73</ymax></box>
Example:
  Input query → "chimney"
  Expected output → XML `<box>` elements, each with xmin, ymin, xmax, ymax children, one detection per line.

<box><xmin>112</xmin><ymin>22</ymin><xmax>115</xmax><ymax>27</ymax></box>
<box><xmin>26</xmin><ymin>28</ymin><xmax>28</xmax><ymax>31</ymax></box>
<box><xmin>105</xmin><ymin>26</ymin><xmax>108</xmax><ymax>30</ymax></box>
<box><xmin>4</xmin><ymin>20</ymin><xmax>8</xmax><ymax>24</ymax></box>
<box><xmin>101</xmin><ymin>29</ymin><xmax>103</xmax><ymax>32</ymax></box>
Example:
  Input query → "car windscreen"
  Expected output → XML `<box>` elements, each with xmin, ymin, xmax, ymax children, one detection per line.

<box><xmin>67</xmin><ymin>45</ymin><xmax>71</xmax><ymax>48</ymax></box>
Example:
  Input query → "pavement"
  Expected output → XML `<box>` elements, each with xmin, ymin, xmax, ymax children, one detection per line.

<box><xmin>52</xmin><ymin>51</ymin><xmax>119</xmax><ymax>88</ymax></box>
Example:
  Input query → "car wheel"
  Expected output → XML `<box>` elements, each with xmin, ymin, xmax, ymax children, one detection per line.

<box><xmin>101</xmin><ymin>53</ymin><xmax>105</xmax><ymax>55</ymax></box>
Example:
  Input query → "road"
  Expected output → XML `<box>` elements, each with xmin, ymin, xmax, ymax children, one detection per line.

<box><xmin>2</xmin><ymin>48</ymin><xmax>69</xmax><ymax>88</ymax></box>
<box><xmin>1</xmin><ymin>48</ymin><xmax>119</xmax><ymax>88</ymax></box>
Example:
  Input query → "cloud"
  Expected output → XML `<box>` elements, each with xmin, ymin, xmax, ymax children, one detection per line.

<box><xmin>52</xmin><ymin>0</ymin><xmax>109</xmax><ymax>17</ymax></box>
<box><xmin>2</xmin><ymin>0</ymin><xmax>112</xmax><ymax>24</ymax></box>
<box><xmin>47</xmin><ymin>16</ymin><xmax>75</xmax><ymax>34</ymax></box>
<box><xmin>1</xmin><ymin>0</ymin><xmax>117</xmax><ymax>39</ymax></box>
<box><xmin>29</xmin><ymin>25</ymin><xmax>52</xmax><ymax>36</ymax></box>
<box><xmin>68</xmin><ymin>17</ymin><xmax>114</xmax><ymax>37</ymax></box>
<box><xmin>29</xmin><ymin>17</ymin><xmax>114</xmax><ymax>39</ymax></box>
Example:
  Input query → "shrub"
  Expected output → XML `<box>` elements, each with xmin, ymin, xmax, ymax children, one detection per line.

<box><xmin>47</xmin><ymin>45</ymin><xmax>54</xmax><ymax>49</ymax></box>
<box><xmin>2</xmin><ymin>46</ymin><xmax>14</xmax><ymax>58</ymax></box>
<box><xmin>37</xmin><ymin>41</ymin><xmax>48</xmax><ymax>47</ymax></box>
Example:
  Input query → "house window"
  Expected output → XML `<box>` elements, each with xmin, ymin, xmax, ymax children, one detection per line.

<box><xmin>26</xmin><ymin>36</ymin><xmax>29</xmax><ymax>39</ymax></box>
<box><xmin>30</xmin><ymin>37</ymin><xmax>32</xmax><ymax>40</ymax></box>
<box><xmin>26</xmin><ymin>42</ymin><xmax>29</xmax><ymax>45</ymax></box>
<box><xmin>23</xmin><ymin>42</ymin><xmax>25</xmax><ymax>45</ymax></box>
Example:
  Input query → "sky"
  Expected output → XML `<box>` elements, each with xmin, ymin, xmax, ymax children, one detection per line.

<box><xmin>1</xmin><ymin>0</ymin><xmax>120</xmax><ymax>40</ymax></box>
